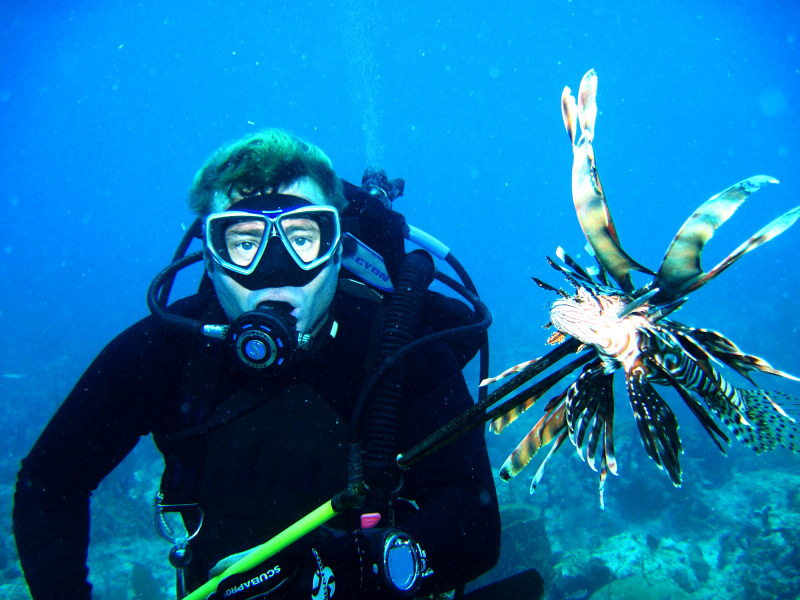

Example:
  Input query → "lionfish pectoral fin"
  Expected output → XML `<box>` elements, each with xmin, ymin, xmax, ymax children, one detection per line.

<box><xmin>603</xmin><ymin>415</ymin><xmax>618</xmax><ymax>475</ymax></box>
<box><xmin>729</xmin><ymin>354</ymin><xmax>799</xmax><ymax>383</ymax></box>
<box><xmin>584</xmin><ymin>386</ymin><xmax>615</xmax><ymax>473</ymax></box>
<box><xmin>480</xmin><ymin>358</ymin><xmax>539</xmax><ymax>388</ymax></box>
<box><xmin>625</xmin><ymin>366</ymin><xmax>683</xmax><ymax>486</ymax></box>
<box><xmin>655</xmin><ymin>363</ymin><xmax>731</xmax><ymax>454</ymax></box>
<box><xmin>499</xmin><ymin>400</ymin><xmax>568</xmax><ymax>481</ymax></box>
<box><xmin>677</xmin><ymin>325</ymin><xmax>800</xmax><ymax>383</ymax></box>
<box><xmin>564</xmin><ymin>361</ymin><xmax>614</xmax><ymax>474</ymax></box>
<box><xmin>489</xmin><ymin>382</ymin><xmax>561</xmax><ymax>435</ymax></box>
<box><xmin>529</xmin><ymin>430</ymin><xmax>569</xmax><ymax>495</ymax></box>
<box><xmin>597</xmin><ymin>466</ymin><xmax>609</xmax><ymax>511</ymax></box>
<box><xmin>734</xmin><ymin>389</ymin><xmax>800</xmax><ymax>453</ymax></box>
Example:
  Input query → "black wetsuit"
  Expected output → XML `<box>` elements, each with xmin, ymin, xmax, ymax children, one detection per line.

<box><xmin>13</xmin><ymin>289</ymin><xmax>501</xmax><ymax>599</ymax></box>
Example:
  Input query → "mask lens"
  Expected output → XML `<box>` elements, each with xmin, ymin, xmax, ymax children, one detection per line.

<box><xmin>208</xmin><ymin>215</ymin><xmax>269</xmax><ymax>272</ymax></box>
<box><xmin>278</xmin><ymin>209</ymin><xmax>338</xmax><ymax>266</ymax></box>
<box><xmin>223</xmin><ymin>218</ymin><xmax>267</xmax><ymax>268</ymax></box>
<box><xmin>279</xmin><ymin>216</ymin><xmax>322</xmax><ymax>264</ymax></box>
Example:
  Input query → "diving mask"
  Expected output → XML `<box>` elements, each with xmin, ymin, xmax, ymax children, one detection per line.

<box><xmin>205</xmin><ymin>194</ymin><xmax>341</xmax><ymax>290</ymax></box>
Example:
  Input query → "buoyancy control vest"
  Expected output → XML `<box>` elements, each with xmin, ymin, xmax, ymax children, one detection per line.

<box><xmin>151</xmin><ymin>291</ymin><xmax>382</xmax><ymax>588</ymax></box>
<box><xmin>154</xmin><ymin>381</ymin><xmax>351</xmax><ymax>587</ymax></box>
<box><xmin>151</xmin><ymin>280</ymin><xmax>486</xmax><ymax>594</ymax></box>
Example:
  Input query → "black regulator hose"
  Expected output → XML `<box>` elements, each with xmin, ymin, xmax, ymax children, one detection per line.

<box><xmin>158</xmin><ymin>219</ymin><xmax>203</xmax><ymax>307</ymax></box>
<box><xmin>147</xmin><ymin>251</ymin><xmax>205</xmax><ymax>336</ymax></box>
<box><xmin>359</xmin><ymin>249</ymin><xmax>435</xmax><ymax>480</ymax></box>
<box><xmin>445</xmin><ymin>252</ymin><xmax>489</xmax><ymax>403</ymax></box>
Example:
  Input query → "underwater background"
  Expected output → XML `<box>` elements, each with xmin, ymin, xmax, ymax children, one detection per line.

<box><xmin>2</xmin><ymin>1</ymin><xmax>799</xmax><ymax>598</ymax></box>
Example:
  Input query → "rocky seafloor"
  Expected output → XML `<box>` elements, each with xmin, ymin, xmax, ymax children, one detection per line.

<box><xmin>481</xmin><ymin>411</ymin><xmax>800</xmax><ymax>600</ymax></box>
<box><xmin>2</xmin><ymin>378</ymin><xmax>799</xmax><ymax>599</ymax></box>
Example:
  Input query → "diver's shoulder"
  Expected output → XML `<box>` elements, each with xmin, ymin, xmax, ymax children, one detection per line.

<box><xmin>333</xmin><ymin>282</ymin><xmax>475</xmax><ymax>333</ymax></box>
<box><xmin>107</xmin><ymin>293</ymin><xmax>218</xmax><ymax>351</ymax></box>
<box><xmin>164</xmin><ymin>291</ymin><xmax>221</xmax><ymax>320</ymax></box>
<box><xmin>334</xmin><ymin>280</ymin><xmax>383</xmax><ymax>325</ymax></box>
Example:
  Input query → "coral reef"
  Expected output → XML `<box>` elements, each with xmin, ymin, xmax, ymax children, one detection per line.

<box><xmin>489</xmin><ymin>428</ymin><xmax>800</xmax><ymax>600</ymax></box>
<box><xmin>588</xmin><ymin>575</ymin><xmax>691</xmax><ymax>600</ymax></box>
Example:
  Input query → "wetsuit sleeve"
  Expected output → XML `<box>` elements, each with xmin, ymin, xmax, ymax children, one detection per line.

<box><xmin>13</xmin><ymin>317</ymin><xmax>169</xmax><ymax>599</ymax></box>
<box><xmin>398</xmin><ymin>341</ymin><xmax>501</xmax><ymax>592</ymax></box>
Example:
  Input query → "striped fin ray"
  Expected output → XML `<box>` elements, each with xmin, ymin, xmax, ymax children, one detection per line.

<box><xmin>616</xmin><ymin>286</ymin><xmax>660</xmax><ymax>319</ymax></box>
<box><xmin>653</xmin><ymin>326</ymin><xmax>748</xmax><ymax>418</ymax></box>
<box><xmin>678</xmin><ymin>204</ymin><xmax>800</xmax><ymax>298</ymax></box>
<box><xmin>556</xmin><ymin>246</ymin><xmax>598</xmax><ymax>286</ymax></box>
<box><xmin>489</xmin><ymin>377</ymin><xmax>569</xmax><ymax>435</ymax></box>
<box><xmin>668</xmin><ymin>322</ymin><xmax>800</xmax><ymax>383</ymax></box>
<box><xmin>597</xmin><ymin>465</ymin><xmax>610</xmax><ymax>510</ymax></box>
<box><xmin>650</xmin><ymin>357</ymin><xmax>731</xmax><ymax>453</ymax></box>
<box><xmin>654</xmin><ymin>335</ymin><xmax>754</xmax><ymax>441</ymax></box>
<box><xmin>565</xmin><ymin>362</ymin><xmax>617</xmax><ymax>474</ymax></box>
<box><xmin>531</xmin><ymin>277</ymin><xmax>568</xmax><ymax>298</ymax></box>
<box><xmin>547</xmin><ymin>251</ymin><xmax>627</xmax><ymax>299</ymax></box>
<box><xmin>625</xmin><ymin>365</ymin><xmax>683</xmax><ymax>486</ymax></box>
<box><xmin>732</xmin><ymin>389</ymin><xmax>800</xmax><ymax>453</ymax></box>
<box><xmin>530</xmin><ymin>430</ymin><xmax>570</xmax><ymax>495</ymax></box>
<box><xmin>584</xmin><ymin>243</ymin><xmax>611</xmax><ymax>287</ymax></box>
<box><xmin>592</xmin><ymin>405</ymin><xmax>617</xmax><ymax>478</ymax></box>
<box><xmin>481</xmin><ymin>358</ymin><xmax>540</xmax><ymax>389</ymax></box>
<box><xmin>499</xmin><ymin>393</ymin><xmax>568</xmax><ymax>481</ymax></box>
<box><xmin>654</xmin><ymin>176</ymin><xmax>778</xmax><ymax>302</ymax></box>
<box><xmin>489</xmin><ymin>383</ymin><xmax>541</xmax><ymax>434</ymax></box>
<box><xmin>562</xmin><ymin>70</ymin><xmax>652</xmax><ymax>293</ymax></box>
<box><xmin>545</xmin><ymin>256</ymin><xmax>593</xmax><ymax>291</ymax></box>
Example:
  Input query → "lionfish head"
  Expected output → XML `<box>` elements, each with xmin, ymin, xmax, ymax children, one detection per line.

<box><xmin>550</xmin><ymin>287</ymin><xmax>646</xmax><ymax>354</ymax></box>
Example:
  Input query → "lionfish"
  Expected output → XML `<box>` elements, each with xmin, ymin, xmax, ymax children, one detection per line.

<box><xmin>484</xmin><ymin>69</ymin><xmax>800</xmax><ymax>506</ymax></box>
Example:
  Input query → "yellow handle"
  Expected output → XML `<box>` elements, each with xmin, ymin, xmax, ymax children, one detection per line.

<box><xmin>182</xmin><ymin>499</ymin><xmax>338</xmax><ymax>600</ymax></box>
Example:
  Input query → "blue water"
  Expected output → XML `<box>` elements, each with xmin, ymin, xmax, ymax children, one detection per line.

<box><xmin>2</xmin><ymin>2</ymin><xmax>799</xmax><ymax>598</ymax></box>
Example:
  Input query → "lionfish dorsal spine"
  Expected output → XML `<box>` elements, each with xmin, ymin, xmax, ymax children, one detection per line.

<box><xmin>576</xmin><ymin>69</ymin><xmax>598</xmax><ymax>144</ymax></box>
<box><xmin>616</xmin><ymin>286</ymin><xmax>659</xmax><ymax>319</ymax></box>
<box><xmin>680</xmin><ymin>203</ymin><xmax>800</xmax><ymax>297</ymax></box>
<box><xmin>561</xmin><ymin>85</ymin><xmax>579</xmax><ymax>145</ymax></box>
<box><xmin>653</xmin><ymin>176</ymin><xmax>782</xmax><ymax>302</ymax></box>
<box><xmin>563</xmin><ymin>70</ymin><xmax>653</xmax><ymax>293</ymax></box>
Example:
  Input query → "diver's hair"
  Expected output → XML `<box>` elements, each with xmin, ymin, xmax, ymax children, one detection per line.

<box><xmin>188</xmin><ymin>129</ymin><xmax>346</xmax><ymax>216</ymax></box>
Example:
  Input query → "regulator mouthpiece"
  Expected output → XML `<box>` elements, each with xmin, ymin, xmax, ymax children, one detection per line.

<box><xmin>227</xmin><ymin>302</ymin><xmax>297</xmax><ymax>373</ymax></box>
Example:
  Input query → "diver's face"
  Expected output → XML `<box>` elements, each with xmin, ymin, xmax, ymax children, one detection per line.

<box><xmin>207</xmin><ymin>177</ymin><xmax>340</xmax><ymax>335</ymax></box>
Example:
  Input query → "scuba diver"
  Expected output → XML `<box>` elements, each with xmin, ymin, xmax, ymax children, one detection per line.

<box><xmin>12</xmin><ymin>129</ymin><xmax>506</xmax><ymax>599</ymax></box>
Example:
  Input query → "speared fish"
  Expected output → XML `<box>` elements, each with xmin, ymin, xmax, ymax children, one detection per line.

<box><xmin>483</xmin><ymin>69</ymin><xmax>800</xmax><ymax>507</ymax></box>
